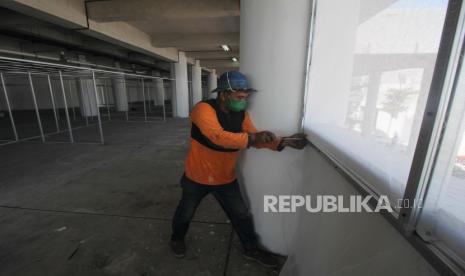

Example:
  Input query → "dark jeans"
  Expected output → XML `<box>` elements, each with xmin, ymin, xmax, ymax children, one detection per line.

<box><xmin>171</xmin><ymin>175</ymin><xmax>258</xmax><ymax>251</ymax></box>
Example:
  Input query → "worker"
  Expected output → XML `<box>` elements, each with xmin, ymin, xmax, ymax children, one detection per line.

<box><xmin>170</xmin><ymin>71</ymin><xmax>307</xmax><ymax>268</ymax></box>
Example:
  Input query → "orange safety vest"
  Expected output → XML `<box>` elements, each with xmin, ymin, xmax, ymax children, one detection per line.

<box><xmin>184</xmin><ymin>99</ymin><xmax>281</xmax><ymax>185</ymax></box>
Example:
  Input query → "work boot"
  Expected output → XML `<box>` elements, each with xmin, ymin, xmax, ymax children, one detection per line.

<box><xmin>170</xmin><ymin>239</ymin><xmax>186</xmax><ymax>258</ymax></box>
<box><xmin>243</xmin><ymin>248</ymin><xmax>279</xmax><ymax>268</ymax></box>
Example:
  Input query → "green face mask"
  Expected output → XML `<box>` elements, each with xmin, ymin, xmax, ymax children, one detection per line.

<box><xmin>227</xmin><ymin>97</ymin><xmax>248</xmax><ymax>112</ymax></box>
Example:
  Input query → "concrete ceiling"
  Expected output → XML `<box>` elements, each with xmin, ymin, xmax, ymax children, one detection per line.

<box><xmin>0</xmin><ymin>8</ymin><xmax>172</xmax><ymax>74</ymax></box>
<box><xmin>86</xmin><ymin>0</ymin><xmax>241</xmax><ymax>72</ymax></box>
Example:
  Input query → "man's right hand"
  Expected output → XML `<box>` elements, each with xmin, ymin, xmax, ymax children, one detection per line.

<box><xmin>249</xmin><ymin>131</ymin><xmax>276</xmax><ymax>146</ymax></box>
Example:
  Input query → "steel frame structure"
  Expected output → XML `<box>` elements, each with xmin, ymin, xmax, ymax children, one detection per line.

<box><xmin>0</xmin><ymin>56</ymin><xmax>172</xmax><ymax>145</ymax></box>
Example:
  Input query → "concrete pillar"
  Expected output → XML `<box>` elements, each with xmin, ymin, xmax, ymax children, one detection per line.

<box><xmin>174</xmin><ymin>51</ymin><xmax>189</xmax><ymax>117</ymax></box>
<box><xmin>111</xmin><ymin>77</ymin><xmax>126</xmax><ymax>112</ymax></box>
<box><xmin>155</xmin><ymin>79</ymin><xmax>165</xmax><ymax>106</ymax></box>
<box><xmin>191</xmin><ymin>60</ymin><xmax>203</xmax><ymax>105</ymax></box>
<box><xmin>111</xmin><ymin>62</ymin><xmax>128</xmax><ymax>112</ymax></box>
<box><xmin>77</xmin><ymin>55</ymin><xmax>98</xmax><ymax>117</ymax></box>
<box><xmin>77</xmin><ymin>78</ymin><xmax>99</xmax><ymax>117</ymax></box>
<box><xmin>151</xmin><ymin>71</ymin><xmax>164</xmax><ymax>106</ymax></box>
<box><xmin>187</xmin><ymin>65</ymin><xmax>193</xmax><ymax>111</ymax></box>
<box><xmin>208</xmin><ymin>69</ymin><xmax>217</xmax><ymax>99</ymax></box>
<box><xmin>170</xmin><ymin>63</ymin><xmax>177</xmax><ymax>117</ymax></box>
<box><xmin>112</xmin><ymin>76</ymin><xmax>128</xmax><ymax>112</ymax></box>
<box><xmin>239</xmin><ymin>0</ymin><xmax>311</xmax><ymax>254</ymax></box>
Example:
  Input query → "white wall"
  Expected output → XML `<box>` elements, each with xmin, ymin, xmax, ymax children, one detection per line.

<box><xmin>239</xmin><ymin>0</ymin><xmax>439</xmax><ymax>275</ymax></box>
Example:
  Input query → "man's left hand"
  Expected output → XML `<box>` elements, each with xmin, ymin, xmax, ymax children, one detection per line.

<box><xmin>282</xmin><ymin>133</ymin><xmax>308</xmax><ymax>149</ymax></box>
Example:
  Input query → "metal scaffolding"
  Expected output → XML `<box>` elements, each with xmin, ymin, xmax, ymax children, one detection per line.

<box><xmin>0</xmin><ymin>56</ymin><xmax>173</xmax><ymax>145</ymax></box>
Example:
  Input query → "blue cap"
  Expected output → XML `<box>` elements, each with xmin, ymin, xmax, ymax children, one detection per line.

<box><xmin>212</xmin><ymin>71</ymin><xmax>257</xmax><ymax>93</ymax></box>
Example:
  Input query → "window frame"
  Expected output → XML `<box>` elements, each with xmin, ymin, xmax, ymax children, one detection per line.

<box><xmin>301</xmin><ymin>0</ymin><xmax>465</xmax><ymax>275</ymax></box>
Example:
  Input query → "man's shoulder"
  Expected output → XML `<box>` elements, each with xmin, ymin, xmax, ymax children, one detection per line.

<box><xmin>193</xmin><ymin>101</ymin><xmax>214</xmax><ymax>111</ymax></box>
<box><xmin>191</xmin><ymin>101</ymin><xmax>216</xmax><ymax>118</ymax></box>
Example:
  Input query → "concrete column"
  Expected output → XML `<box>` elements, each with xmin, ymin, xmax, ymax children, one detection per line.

<box><xmin>174</xmin><ymin>51</ymin><xmax>189</xmax><ymax>117</ymax></box>
<box><xmin>151</xmin><ymin>71</ymin><xmax>164</xmax><ymax>106</ymax></box>
<box><xmin>112</xmin><ymin>76</ymin><xmax>128</xmax><ymax>112</ymax></box>
<box><xmin>111</xmin><ymin>62</ymin><xmax>128</xmax><ymax>112</ymax></box>
<box><xmin>77</xmin><ymin>78</ymin><xmax>99</xmax><ymax>117</ymax></box>
<box><xmin>239</xmin><ymin>0</ymin><xmax>310</xmax><ymax>254</ymax></box>
<box><xmin>76</xmin><ymin>55</ymin><xmax>98</xmax><ymax>117</ymax></box>
<box><xmin>170</xmin><ymin>63</ymin><xmax>177</xmax><ymax>117</ymax></box>
<box><xmin>208</xmin><ymin>69</ymin><xmax>217</xmax><ymax>99</ymax></box>
<box><xmin>155</xmin><ymin>79</ymin><xmax>165</xmax><ymax>106</ymax></box>
<box><xmin>191</xmin><ymin>60</ymin><xmax>203</xmax><ymax>105</ymax></box>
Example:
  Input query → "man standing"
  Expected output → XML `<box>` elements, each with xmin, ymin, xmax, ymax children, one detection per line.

<box><xmin>171</xmin><ymin>71</ymin><xmax>307</xmax><ymax>268</ymax></box>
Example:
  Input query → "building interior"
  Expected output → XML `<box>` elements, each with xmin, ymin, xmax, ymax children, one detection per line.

<box><xmin>0</xmin><ymin>0</ymin><xmax>464</xmax><ymax>275</ymax></box>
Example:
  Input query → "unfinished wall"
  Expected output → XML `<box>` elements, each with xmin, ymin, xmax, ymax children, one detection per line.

<box><xmin>239</xmin><ymin>0</ymin><xmax>439</xmax><ymax>275</ymax></box>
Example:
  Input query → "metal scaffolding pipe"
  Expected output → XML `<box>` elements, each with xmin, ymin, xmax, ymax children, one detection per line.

<box><xmin>59</xmin><ymin>71</ymin><xmax>74</xmax><ymax>143</ymax></box>
<box><xmin>147</xmin><ymin>83</ymin><xmax>152</xmax><ymax>113</ymax></box>
<box><xmin>47</xmin><ymin>74</ymin><xmax>60</xmax><ymax>132</ymax></box>
<box><xmin>0</xmin><ymin>56</ymin><xmax>171</xmax><ymax>146</ymax></box>
<box><xmin>78</xmin><ymin>77</ymin><xmax>89</xmax><ymax>126</ymax></box>
<box><xmin>91</xmin><ymin>70</ymin><xmax>105</xmax><ymax>144</ymax></box>
<box><xmin>0</xmin><ymin>72</ymin><xmax>19</xmax><ymax>141</ymax></box>
<box><xmin>84</xmin><ymin>78</ymin><xmax>94</xmax><ymax>122</ymax></box>
<box><xmin>99</xmin><ymin>85</ymin><xmax>105</xmax><ymax>113</ymax></box>
<box><xmin>104</xmin><ymin>80</ymin><xmax>111</xmax><ymax>121</ymax></box>
<box><xmin>27</xmin><ymin>72</ymin><xmax>45</xmax><ymax>142</ymax></box>
<box><xmin>141</xmin><ymin>78</ymin><xmax>147</xmax><ymax>122</ymax></box>
<box><xmin>162</xmin><ymin>79</ymin><xmax>166</xmax><ymax>122</ymax></box>
<box><xmin>125</xmin><ymin>78</ymin><xmax>129</xmax><ymax>121</ymax></box>
<box><xmin>68</xmin><ymin>80</ymin><xmax>77</xmax><ymax>120</ymax></box>
<box><xmin>0</xmin><ymin>56</ymin><xmax>174</xmax><ymax>82</ymax></box>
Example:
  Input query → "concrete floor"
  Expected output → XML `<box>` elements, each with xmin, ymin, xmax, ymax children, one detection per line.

<box><xmin>0</xmin><ymin>118</ymin><xmax>284</xmax><ymax>276</ymax></box>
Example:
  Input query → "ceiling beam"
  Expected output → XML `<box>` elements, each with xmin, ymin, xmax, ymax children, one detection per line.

<box><xmin>200</xmin><ymin>60</ymin><xmax>239</xmax><ymax>68</ymax></box>
<box><xmin>186</xmin><ymin>56</ymin><xmax>196</xmax><ymax>65</ymax></box>
<box><xmin>82</xmin><ymin>20</ymin><xmax>179</xmax><ymax>62</ymax></box>
<box><xmin>86</xmin><ymin>0</ymin><xmax>239</xmax><ymax>22</ymax></box>
<box><xmin>0</xmin><ymin>0</ymin><xmax>87</xmax><ymax>29</ymax></box>
<box><xmin>0</xmin><ymin>0</ymin><xmax>180</xmax><ymax>62</ymax></box>
<box><xmin>186</xmin><ymin>51</ymin><xmax>239</xmax><ymax>59</ymax></box>
<box><xmin>152</xmin><ymin>33</ymin><xmax>239</xmax><ymax>48</ymax></box>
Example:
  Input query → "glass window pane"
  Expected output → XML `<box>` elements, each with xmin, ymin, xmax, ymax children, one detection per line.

<box><xmin>303</xmin><ymin>0</ymin><xmax>448</xmax><ymax>207</ymax></box>
<box><xmin>417</xmin><ymin>57</ymin><xmax>465</xmax><ymax>265</ymax></box>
